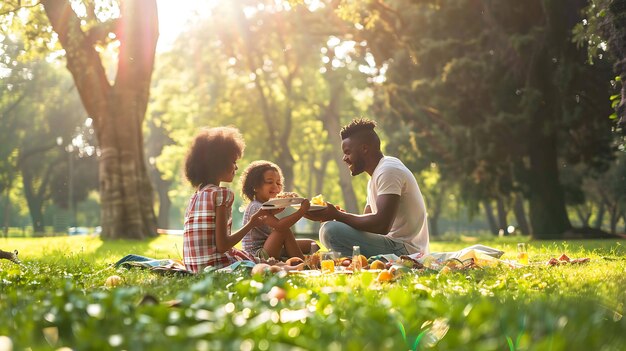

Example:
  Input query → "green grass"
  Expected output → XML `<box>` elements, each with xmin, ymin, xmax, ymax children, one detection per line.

<box><xmin>1</xmin><ymin>236</ymin><xmax>625</xmax><ymax>350</ymax></box>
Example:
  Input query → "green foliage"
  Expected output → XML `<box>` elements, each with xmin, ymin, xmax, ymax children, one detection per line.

<box><xmin>1</xmin><ymin>236</ymin><xmax>625</xmax><ymax>350</ymax></box>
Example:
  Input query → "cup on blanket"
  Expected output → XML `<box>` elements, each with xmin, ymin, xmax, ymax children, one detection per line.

<box><xmin>321</xmin><ymin>251</ymin><xmax>338</xmax><ymax>273</ymax></box>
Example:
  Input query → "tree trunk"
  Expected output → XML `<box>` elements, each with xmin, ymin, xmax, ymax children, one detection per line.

<box><xmin>22</xmin><ymin>171</ymin><xmax>45</xmax><ymax>235</ymax></box>
<box><xmin>608</xmin><ymin>204</ymin><xmax>619</xmax><ymax>234</ymax></box>
<box><xmin>43</xmin><ymin>0</ymin><xmax>159</xmax><ymax>239</ymax></box>
<box><xmin>593</xmin><ymin>203</ymin><xmax>605</xmax><ymax>229</ymax></box>
<box><xmin>309</xmin><ymin>152</ymin><xmax>331</xmax><ymax>235</ymax></box>
<box><xmin>2</xmin><ymin>187</ymin><xmax>10</xmax><ymax>238</ymax></box>
<box><xmin>524</xmin><ymin>0</ymin><xmax>573</xmax><ymax>239</ymax></box>
<box><xmin>513</xmin><ymin>193</ymin><xmax>531</xmax><ymax>235</ymax></box>
<box><xmin>527</xmin><ymin>132</ymin><xmax>572</xmax><ymax>238</ymax></box>
<box><xmin>156</xmin><ymin>181</ymin><xmax>172</xmax><ymax>230</ymax></box>
<box><xmin>428</xmin><ymin>181</ymin><xmax>447</xmax><ymax>237</ymax></box>
<box><xmin>482</xmin><ymin>200</ymin><xmax>498</xmax><ymax>235</ymax></box>
<box><xmin>575</xmin><ymin>206</ymin><xmax>591</xmax><ymax>228</ymax></box>
<box><xmin>496</xmin><ymin>196</ymin><xmax>508</xmax><ymax>234</ymax></box>
<box><xmin>319</xmin><ymin>75</ymin><xmax>358</xmax><ymax>213</ymax></box>
<box><xmin>20</xmin><ymin>158</ymin><xmax>54</xmax><ymax>235</ymax></box>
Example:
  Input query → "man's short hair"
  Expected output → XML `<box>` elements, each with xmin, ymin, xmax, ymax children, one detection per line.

<box><xmin>340</xmin><ymin>118</ymin><xmax>377</xmax><ymax>140</ymax></box>
<box><xmin>340</xmin><ymin>118</ymin><xmax>381</xmax><ymax>150</ymax></box>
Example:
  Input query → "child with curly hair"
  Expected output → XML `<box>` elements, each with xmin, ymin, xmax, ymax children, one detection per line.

<box><xmin>182</xmin><ymin>127</ymin><xmax>267</xmax><ymax>272</ymax></box>
<box><xmin>240</xmin><ymin>160</ymin><xmax>317</xmax><ymax>260</ymax></box>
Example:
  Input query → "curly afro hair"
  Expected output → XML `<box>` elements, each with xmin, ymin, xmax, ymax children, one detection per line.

<box><xmin>184</xmin><ymin>127</ymin><xmax>245</xmax><ymax>187</ymax></box>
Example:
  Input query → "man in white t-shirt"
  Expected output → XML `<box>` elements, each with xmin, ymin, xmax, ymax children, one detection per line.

<box><xmin>305</xmin><ymin>118</ymin><xmax>430</xmax><ymax>257</ymax></box>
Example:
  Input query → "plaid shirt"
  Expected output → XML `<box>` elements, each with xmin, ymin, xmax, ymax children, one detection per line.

<box><xmin>183</xmin><ymin>184</ymin><xmax>254</xmax><ymax>272</ymax></box>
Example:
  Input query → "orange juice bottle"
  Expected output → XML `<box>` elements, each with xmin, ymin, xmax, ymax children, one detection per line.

<box><xmin>321</xmin><ymin>259</ymin><xmax>335</xmax><ymax>273</ymax></box>
<box><xmin>517</xmin><ymin>243</ymin><xmax>529</xmax><ymax>265</ymax></box>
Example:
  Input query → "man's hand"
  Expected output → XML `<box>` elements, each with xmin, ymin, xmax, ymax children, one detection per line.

<box><xmin>303</xmin><ymin>202</ymin><xmax>340</xmax><ymax>222</ymax></box>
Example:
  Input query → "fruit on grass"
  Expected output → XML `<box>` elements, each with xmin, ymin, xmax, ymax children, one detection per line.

<box><xmin>370</xmin><ymin>260</ymin><xmax>386</xmax><ymax>270</ymax></box>
<box><xmin>439</xmin><ymin>266</ymin><xmax>451</xmax><ymax>275</ymax></box>
<box><xmin>376</xmin><ymin>270</ymin><xmax>394</xmax><ymax>282</ymax></box>
<box><xmin>268</xmin><ymin>286</ymin><xmax>286</xmax><ymax>301</ymax></box>
<box><xmin>105</xmin><ymin>275</ymin><xmax>123</xmax><ymax>287</ymax></box>
<box><xmin>251</xmin><ymin>263</ymin><xmax>271</xmax><ymax>275</ymax></box>
<box><xmin>355</xmin><ymin>255</ymin><xmax>368</xmax><ymax>268</ymax></box>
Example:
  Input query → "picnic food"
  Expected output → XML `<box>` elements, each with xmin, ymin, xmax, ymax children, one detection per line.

<box><xmin>268</xmin><ymin>286</ymin><xmax>286</xmax><ymax>301</ymax></box>
<box><xmin>305</xmin><ymin>252</ymin><xmax>321</xmax><ymax>269</ymax></box>
<box><xmin>251</xmin><ymin>263</ymin><xmax>271</xmax><ymax>275</ymax></box>
<box><xmin>311</xmin><ymin>194</ymin><xmax>326</xmax><ymax>206</ymax></box>
<box><xmin>370</xmin><ymin>260</ymin><xmax>386</xmax><ymax>270</ymax></box>
<box><xmin>105</xmin><ymin>275</ymin><xmax>123</xmax><ymax>287</ymax></box>
<box><xmin>377</xmin><ymin>270</ymin><xmax>394</xmax><ymax>282</ymax></box>
<box><xmin>546</xmin><ymin>254</ymin><xmax>590</xmax><ymax>266</ymax></box>
<box><xmin>285</xmin><ymin>257</ymin><xmax>304</xmax><ymax>266</ymax></box>
<box><xmin>355</xmin><ymin>254</ymin><xmax>368</xmax><ymax>268</ymax></box>
<box><xmin>276</xmin><ymin>192</ymin><xmax>300</xmax><ymax>199</ymax></box>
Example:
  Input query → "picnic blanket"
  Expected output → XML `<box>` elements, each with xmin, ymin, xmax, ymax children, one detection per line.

<box><xmin>113</xmin><ymin>244</ymin><xmax>511</xmax><ymax>276</ymax></box>
<box><xmin>414</xmin><ymin>244</ymin><xmax>515</xmax><ymax>269</ymax></box>
<box><xmin>114</xmin><ymin>254</ymin><xmax>193</xmax><ymax>275</ymax></box>
<box><xmin>113</xmin><ymin>254</ymin><xmax>257</xmax><ymax>275</ymax></box>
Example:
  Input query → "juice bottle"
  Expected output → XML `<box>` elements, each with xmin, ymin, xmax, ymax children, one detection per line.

<box><xmin>321</xmin><ymin>259</ymin><xmax>335</xmax><ymax>273</ymax></box>
<box><xmin>517</xmin><ymin>243</ymin><xmax>529</xmax><ymax>265</ymax></box>
<box><xmin>352</xmin><ymin>246</ymin><xmax>362</xmax><ymax>272</ymax></box>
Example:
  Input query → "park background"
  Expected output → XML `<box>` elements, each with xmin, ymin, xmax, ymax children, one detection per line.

<box><xmin>1</xmin><ymin>2</ymin><xmax>626</xmax><ymax>350</ymax></box>
<box><xmin>0</xmin><ymin>0</ymin><xmax>625</xmax><ymax>240</ymax></box>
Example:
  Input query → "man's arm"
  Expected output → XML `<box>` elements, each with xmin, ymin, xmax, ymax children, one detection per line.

<box><xmin>305</xmin><ymin>194</ymin><xmax>400</xmax><ymax>234</ymax></box>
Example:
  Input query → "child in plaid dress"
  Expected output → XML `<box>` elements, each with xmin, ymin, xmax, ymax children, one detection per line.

<box><xmin>182</xmin><ymin>127</ymin><xmax>266</xmax><ymax>273</ymax></box>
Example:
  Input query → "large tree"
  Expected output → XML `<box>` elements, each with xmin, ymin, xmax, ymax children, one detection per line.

<box><xmin>347</xmin><ymin>0</ymin><xmax>615</xmax><ymax>238</ymax></box>
<box><xmin>33</xmin><ymin>1</ymin><xmax>159</xmax><ymax>239</ymax></box>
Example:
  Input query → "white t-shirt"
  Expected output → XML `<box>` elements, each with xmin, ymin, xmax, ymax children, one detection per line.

<box><xmin>367</xmin><ymin>156</ymin><xmax>430</xmax><ymax>254</ymax></box>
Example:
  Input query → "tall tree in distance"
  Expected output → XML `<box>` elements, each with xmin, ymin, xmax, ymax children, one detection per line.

<box><xmin>345</xmin><ymin>0</ymin><xmax>615</xmax><ymax>238</ymax></box>
<box><xmin>30</xmin><ymin>1</ymin><xmax>160</xmax><ymax>239</ymax></box>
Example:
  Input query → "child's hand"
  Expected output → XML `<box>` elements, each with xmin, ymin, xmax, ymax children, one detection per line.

<box><xmin>298</xmin><ymin>199</ymin><xmax>311</xmax><ymax>213</ymax></box>
<box><xmin>249</xmin><ymin>209</ymin><xmax>268</xmax><ymax>227</ymax></box>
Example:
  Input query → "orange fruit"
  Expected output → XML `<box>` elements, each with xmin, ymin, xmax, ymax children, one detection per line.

<box><xmin>377</xmin><ymin>270</ymin><xmax>394</xmax><ymax>282</ymax></box>
<box><xmin>357</xmin><ymin>255</ymin><xmax>368</xmax><ymax>267</ymax></box>
<box><xmin>370</xmin><ymin>260</ymin><xmax>386</xmax><ymax>270</ymax></box>
<box><xmin>105</xmin><ymin>275</ymin><xmax>123</xmax><ymax>287</ymax></box>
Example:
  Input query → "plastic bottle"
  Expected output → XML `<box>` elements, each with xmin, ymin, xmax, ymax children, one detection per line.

<box><xmin>352</xmin><ymin>246</ymin><xmax>362</xmax><ymax>272</ymax></box>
